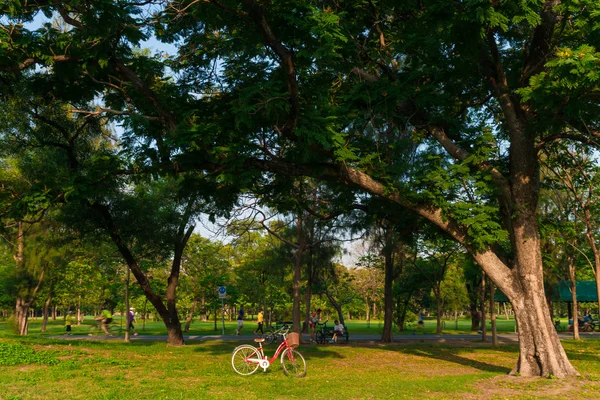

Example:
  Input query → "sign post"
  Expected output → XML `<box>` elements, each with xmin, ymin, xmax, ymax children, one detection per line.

<box><xmin>218</xmin><ymin>286</ymin><xmax>226</xmax><ymax>335</ymax></box>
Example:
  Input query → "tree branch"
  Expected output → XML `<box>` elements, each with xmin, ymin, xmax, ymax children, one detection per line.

<box><xmin>241</xmin><ymin>0</ymin><xmax>299</xmax><ymax>139</ymax></box>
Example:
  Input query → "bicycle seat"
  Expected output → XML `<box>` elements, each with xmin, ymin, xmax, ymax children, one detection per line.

<box><xmin>254</xmin><ymin>338</ymin><xmax>265</xmax><ymax>343</ymax></box>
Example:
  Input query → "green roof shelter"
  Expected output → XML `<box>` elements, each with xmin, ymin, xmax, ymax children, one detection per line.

<box><xmin>494</xmin><ymin>280</ymin><xmax>597</xmax><ymax>303</ymax></box>
<box><xmin>558</xmin><ymin>280</ymin><xmax>598</xmax><ymax>302</ymax></box>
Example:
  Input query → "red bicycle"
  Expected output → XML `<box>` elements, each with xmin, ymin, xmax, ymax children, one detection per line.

<box><xmin>231</xmin><ymin>326</ymin><xmax>306</xmax><ymax>378</ymax></box>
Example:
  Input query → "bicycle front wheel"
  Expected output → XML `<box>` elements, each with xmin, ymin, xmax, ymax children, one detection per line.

<box><xmin>231</xmin><ymin>345</ymin><xmax>261</xmax><ymax>376</ymax></box>
<box><xmin>280</xmin><ymin>348</ymin><xmax>306</xmax><ymax>378</ymax></box>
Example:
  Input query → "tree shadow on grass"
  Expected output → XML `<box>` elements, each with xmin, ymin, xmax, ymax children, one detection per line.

<box><xmin>396</xmin><ymin>346</ymin><xmax>513</xmax><ymax>374</ymax></box>
<box><xmin>189</xmin><ymin>340</ymin><xmax>347</xmax><ymax>360</ymax></box>
<box><xmin>40</xmin><ymin>336</ymin><xmax>166</xmax><ymax>348</ymax></box>
<box><xmin>359</xmin><ymin>342</ymin><xmax>514</xmax><ymax>374</ymax></box>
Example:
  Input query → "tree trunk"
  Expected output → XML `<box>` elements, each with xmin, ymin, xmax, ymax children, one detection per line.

<box><xmin>15</xmin><ymin>297</ymin><xmax>30</xmax><ymax>336</ymax></box>
<box><xmin>143</xmin><ymin>298</ymin><xmax>147</xmax><ymax>331</ymax></box>
<box><xmin>292</xmin><ymin>211</ymin><xmax>304</xmax><ymax>333</ymax></box>
<box><xmin>568</xmin><ymin>255</ymin><xmax>580</xmax><ymax>340</ymax></box>
<box><xmin>471</xmin><ymin>249</ymin><xmax>579</xmax><ymax>377</ymax></box>
<box><xmin>214</xmin><ymin>307</ymin><xmax>217</xmax><ymax>331</ymax></box>
<box><xmin>470</xmin><ymin>302</ymin><xmax>480</xmax><ymax>331</ymax></box>
<box><xmin>91</xmin><ymin>202</ymin><xmax>194</xmax><ymax>346</ymax></box>
<box><xmin>480</xmin><ymin>273</ymin><xmax>486</xmax><ymax>341</ymax></box>
<box><xmin>382</xmin><ymin>225</ymin><xmax>396</xmax><ymax>342</ymax></box>
<box><xmin>365</xmin><ymin>298</ymin><xmax>370</xmax><ymax>328</ymax></box>
<box><xmin>41</xmin><ymin>290</ymin><xmax>52</xmax><ymax>333</ymax></box>
<box><xmin>125</xmin><ymin>267</ymin><xmax>131</xmax><ymax>343</ymax></box>
<box><xmin>512</xmin><ymin>291</ymin><xmax>577</xmax><ymax>377</ymax></box>
<box><xmin>490</xmin><ymin>280</ymin><xmax>497</xmax><ymax>346</ymax></box>
<box><xmin>77</xmin><ymin>298</ymin><xmax>82</xmax><ymax>326</ymax></box>
<box><xmin>303</xmin><ymin>248</ymin><xmax>314</xmax><ymax>334</ymax></box>
<box><xmin>184</xmin><ymin>301</ymin><xmax>196</xmax><ymax>332</ymax></box>
<box><xmin>395</xmin><ymin>294</ymin><xmax>412</xmax><ymax>332</ymax></box>
<box><xmin>435</xmin><ymin>285</ymin><xmax>442</xmax><ymax>334</ymax></box>
<box><xmin>323</xmin><ymin>290</ymin><xmax>344</xmax><ymax>326</ymax></box>
<box><xmin>303</xmin><ymin>267</ymin><xmax>312</xmax><ymax>334</ymax></box>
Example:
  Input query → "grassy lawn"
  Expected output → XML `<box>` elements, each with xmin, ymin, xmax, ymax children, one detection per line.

<box><xmin>15</xmin><ymin>315</ymin><xmax>520</xmax><ymax>337</ymax></box>
<box><xmin>1</xmin><ymin>318</ymin><xmax>600</xmax><ymax>399</ymax></box>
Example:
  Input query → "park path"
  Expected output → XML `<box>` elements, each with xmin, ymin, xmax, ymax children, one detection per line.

<box><xmin>49</xmin><ymin>331</ymin><xmax>596</xmax><ymax>343</ymax></box>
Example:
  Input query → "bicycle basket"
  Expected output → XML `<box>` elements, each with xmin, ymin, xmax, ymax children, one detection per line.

<box><xmin>287</xmin><ymin>332</ymin><xmax>300</xmax><ymax>348</ymax></box>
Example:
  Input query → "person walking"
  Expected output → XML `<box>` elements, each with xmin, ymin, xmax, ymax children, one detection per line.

<box><xmin>413</xmin><ymin>308</ymin><xmax>425</xmax><ymax>334</ymax></box>
<box><xmin>254</xmin><ymin>310</ymin><xmax>264</xmax><ymax>335</ymax></box>
<box><xmin>65</xmin><ymin>311</ymin><xmax>73</xmax><ymax>335</ymax></box>
<box><xmin>127</xmin><ymin>307</ymin><xmax>138</xmax><ymax>336</ymax></box>
<box><xmin>235</xmin><ymin>305</ymin><xmax>244</xmax><ymax>336</ymax></box>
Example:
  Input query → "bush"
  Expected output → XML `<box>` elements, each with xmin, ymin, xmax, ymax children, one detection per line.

<box><xmin>0</xmin><ymin>342</ymin><xmax>60</xmax><ymax>366</ymax></box>
<box><xmin>5</xmin><ymin>316</ymin><xmax>18</xmax><ymax>334</ymax></box>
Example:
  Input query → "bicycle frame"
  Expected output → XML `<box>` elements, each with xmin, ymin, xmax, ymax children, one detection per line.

<box><xmin>246</xmin><ymin>335</ymin><xmax>296</xmax><ymax>372</ymax></box>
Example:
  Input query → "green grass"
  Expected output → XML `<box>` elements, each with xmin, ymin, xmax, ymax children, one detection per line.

<box><xmin>1</xmin><ymin>318</ymin><xmax>600</xmax><ymax>399</ymax></box>
<box><xmin>5</xmin><ymin>315</ymin><xmax>519</xmax><ymax>338</ymax></box>
<box><xmin>1</xmin><ymin>331</ymin><xmax>600</xmax><ymax>400</ymax></box>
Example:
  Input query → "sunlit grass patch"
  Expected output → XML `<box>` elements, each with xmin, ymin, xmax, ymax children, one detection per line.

<box><xmin>1</xmin><ymin>329</ymin><xmax>600</xmax><ymax>399</ymax></box>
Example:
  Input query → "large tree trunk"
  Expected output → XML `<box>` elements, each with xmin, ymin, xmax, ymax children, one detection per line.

<box><xmin>471</xmin><ymin>247</ymin><xmax>578</xmax><ymax>377</ymax></box>
<box><xmin>511</xmin><ymin>289</ymin><xmax>577</xmax><ymax>377</ymax></box>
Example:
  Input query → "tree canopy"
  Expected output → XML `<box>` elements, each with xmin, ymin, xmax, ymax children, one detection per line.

<box><xmin>1</xmin><ymin>0</ymin><xmax>600</xmax><ymax>377</ymax></box>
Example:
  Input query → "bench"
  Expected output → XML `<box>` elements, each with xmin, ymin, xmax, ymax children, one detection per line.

<box><xmin>316</xmin><ymin>322</ymin><xmax>349</xmax><ymax>344</ymax></box>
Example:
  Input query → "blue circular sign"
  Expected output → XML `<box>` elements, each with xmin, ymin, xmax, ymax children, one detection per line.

<box><xmin>218</xmin><ymin>286</ymin><xmax>226</xmax><ymax>294</ymax></box>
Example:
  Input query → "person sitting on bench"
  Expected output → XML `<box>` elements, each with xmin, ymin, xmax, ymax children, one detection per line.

<box><xmin>331</xmin><ymin>320</ymin><xmax>344</xmax><ymax>344</ymax></box>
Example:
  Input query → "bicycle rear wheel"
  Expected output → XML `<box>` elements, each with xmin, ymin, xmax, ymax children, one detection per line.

<box><xmin>264</xmin><ymin>330</ymin><xmax>276</xmax><ymax>344</ymax></box>
<box><xmin>316</xmin><ymin>332</ymin><xmax>327</xmax><ymax>344</ymax></box>
<box><xmin>109</xmin><ymin>324</ymin><xmax>122</xmax><ymax>336</ymax></box>
<box><xmin>87</xmin><ymin>325</ymin><xmax>99</xmax><ymax>336</ymax></box>
<box><xmin>280</xmin><ymin>348</ymin><xmax>306</xmax><ymax>378</ymax></box>
<box><xmin>231</xmin><ymin>345</ymin><xmax>261</xmax><ymax>376</ymax></box>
